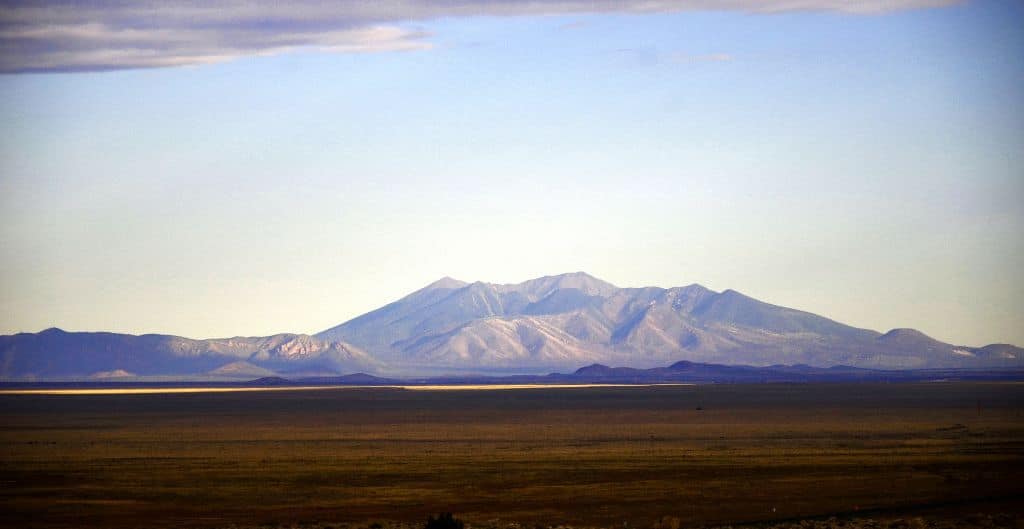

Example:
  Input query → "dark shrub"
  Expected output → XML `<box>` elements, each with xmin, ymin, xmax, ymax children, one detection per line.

<box><xmin>425</xmin><ymin>513</ymin><xmax>464</xmax><ymax>529</ymax></box>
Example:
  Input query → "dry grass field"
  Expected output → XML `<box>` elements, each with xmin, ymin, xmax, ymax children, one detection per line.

<box><xmin>1</xmin><ymin>383</ymin><xmax>1022</xmax><ymax>529</ymax></box>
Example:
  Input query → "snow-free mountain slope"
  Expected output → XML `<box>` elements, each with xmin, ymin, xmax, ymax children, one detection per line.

<box><xmin>3</xmin><ymin>272</ymin><xmax>1021</xmax><ymax>379</ymax></box>
<box><xmin>314</xmin><ymin>272</ymin><xmax>1023</xmax><ymax>372</ymax></box>
<box><xmin>0</xmin><ymin>328</ymin><xmax>377</xmax><ymax>379</ymax></box>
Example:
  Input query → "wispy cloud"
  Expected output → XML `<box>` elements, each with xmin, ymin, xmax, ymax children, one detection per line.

<box><xmin>0</xmin><ymin>0</ymin><xmax>962</xmax><ymax>74</ymax></box>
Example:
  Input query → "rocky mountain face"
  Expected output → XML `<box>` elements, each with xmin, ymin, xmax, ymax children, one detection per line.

<box><xmin>0</xmin><ymin>328</ymin><xmax>378</xmax><ymax>379</ymax></box>
<box><xmin>2</xmin><ymin>272</ymin><xmax>1021</xmax><ymax>379</ymax></box>
<box><xmin>316</xmin><ymin>272</ymin><xmax>1022</xmax><ymax>374</ymax></box>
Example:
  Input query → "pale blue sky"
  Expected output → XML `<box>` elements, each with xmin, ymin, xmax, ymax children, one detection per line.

<box><xmin>1</xmin><ymin>0</ymin><xmax>1022</xmax><ymax>345</ymax></box>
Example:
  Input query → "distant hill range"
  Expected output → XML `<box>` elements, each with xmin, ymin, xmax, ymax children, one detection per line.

<box><xmin>244</xmin><ymin>361</ymin><xmax>1024</xmax><ymax>386</ymax></box>
<box><xmin>0</xmin><ymin>330</ymin><xmax>378</xmax><ymax>380</ymax></box>
<box><xmin>2</xmin><ymin>272</ymin><xmax>1021</xmax><ymax>380</ymax></box>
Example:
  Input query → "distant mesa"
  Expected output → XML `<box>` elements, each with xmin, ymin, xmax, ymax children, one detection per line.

<box><xmin>1</xmin><ymin>272</ymin><xmax>1021</xmax><ymax>379</ymax></box>
<box><xmin>574</xmin><ymin>363</ymin><xmax>612</xmax><ymax>375</ymax></box>
<box><xmin>245</xmin><ymin>376</ymin><xmax>292</xmax><ymax>386</ymax></box>
<box><xmin>297</xmin><ymin>373</ymin><xmax>401</xmax><ymax>385</ymax></box>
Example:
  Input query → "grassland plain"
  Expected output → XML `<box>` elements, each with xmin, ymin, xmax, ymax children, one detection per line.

<box><xmin>0</xmin><ymin>383</ymin><xmax>1022</xmax><ymax>529</ymax></box>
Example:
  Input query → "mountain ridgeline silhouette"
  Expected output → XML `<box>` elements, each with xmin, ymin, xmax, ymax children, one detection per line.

<box><xmin>1</xmin><ymin>273</ymin><xmax>1020</xmax><ymax>379</ymax></box>
<box><xmin>314</xmin><ymin>272</ymin><xmax>1020</xmax><ymax>374</ymax></box>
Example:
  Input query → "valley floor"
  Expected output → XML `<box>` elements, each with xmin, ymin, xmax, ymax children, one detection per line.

<box><xmin>1</xmin><ymin>384</ymin><xmax>1022</xmax><ymax>528</ymax></box>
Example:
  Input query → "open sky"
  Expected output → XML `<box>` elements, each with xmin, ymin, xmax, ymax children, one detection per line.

<box><xmin>0</xmin><ymin>0</ymin><xmax>1022</xmax><ymax>346</ymax></box>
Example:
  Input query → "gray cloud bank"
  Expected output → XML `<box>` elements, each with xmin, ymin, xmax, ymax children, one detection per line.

<box><xmin>0</xmin><ymin>0</ymin><xmax>961</xmax><ymax>73</ymax></box>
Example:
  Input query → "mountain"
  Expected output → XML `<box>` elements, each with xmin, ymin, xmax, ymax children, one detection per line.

<box><xmin>0</xmin><ymin>328</ymin><xmax>378</xmax><ymax>380</ymax></box>
<box><xmin>2</xmin><ymin>272</ymin><xmax>1021</xmax><ymax>379</ymax></box>
<box><xmin>315</xmin><ymin>272</ymin><xmax>1023</xmax><ymax>373</ymax></box>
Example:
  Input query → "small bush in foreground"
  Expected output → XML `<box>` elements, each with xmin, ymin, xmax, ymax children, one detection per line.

<box><xmin>425</xmin><ymin>513</ymin><xmax>464</xmax><ymax>529</ymax></box>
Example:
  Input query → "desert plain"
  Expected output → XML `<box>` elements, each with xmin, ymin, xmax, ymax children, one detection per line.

<box><xmin>1</xmin><ymin>383</ymin><xmax>1022</xmax><ymax>529</ymax></box>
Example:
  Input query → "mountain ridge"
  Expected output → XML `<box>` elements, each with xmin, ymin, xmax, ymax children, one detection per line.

<box><xmin>314</xmin><ymin>273</ymin><xmax>1021</xmax><ymax>373</ymax></box>
<box><xmin>0</xmin><ymin>328</ymin><xmax>378</xmax><ymax>379</ymax></box>
<box><xmin>2</xmin><ymin>272</ymin><xmax>1021</xmax><ymax>379</ymax></box>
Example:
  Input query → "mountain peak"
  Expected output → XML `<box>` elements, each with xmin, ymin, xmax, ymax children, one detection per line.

<box><xmin>554</xmin><ymin>271</ymin><xmax>608</xmax><ymax>283</ymax></box>
<box><xmin>670</xmin><ymin>283</ymin><xmax>715</xmax><ymax>295</ymax></box>
<box><xmin>512</xmin><ymin>272</ymin><xmax>618</xmax><ymax>298</ymax></box>
<box><xmin>424</xmin><ymin>276</ymin><xmax>468</xmax><ymax>290</ymax></box>
<box><xmin>880</xmin><ymin>328</ymin><xmax>933</xmax><ymax>341</ymax></box>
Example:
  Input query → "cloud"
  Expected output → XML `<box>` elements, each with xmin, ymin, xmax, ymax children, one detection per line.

<box><xmin>0</xmin><ymin>0</ymin><xmax>962</xmax><ymax>73</ymax></box>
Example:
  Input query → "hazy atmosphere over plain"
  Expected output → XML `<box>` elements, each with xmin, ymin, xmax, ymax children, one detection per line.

<box><xmin>0</xmin><ymin>0</ymin><xmax>1022</xmax><ymax>346</ymax></box>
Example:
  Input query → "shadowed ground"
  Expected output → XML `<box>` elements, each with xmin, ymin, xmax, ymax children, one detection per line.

<box><xmin>1</xmin><ymin>383</ymin><xmax>1022</xmax><ymax>528</ymax></box>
